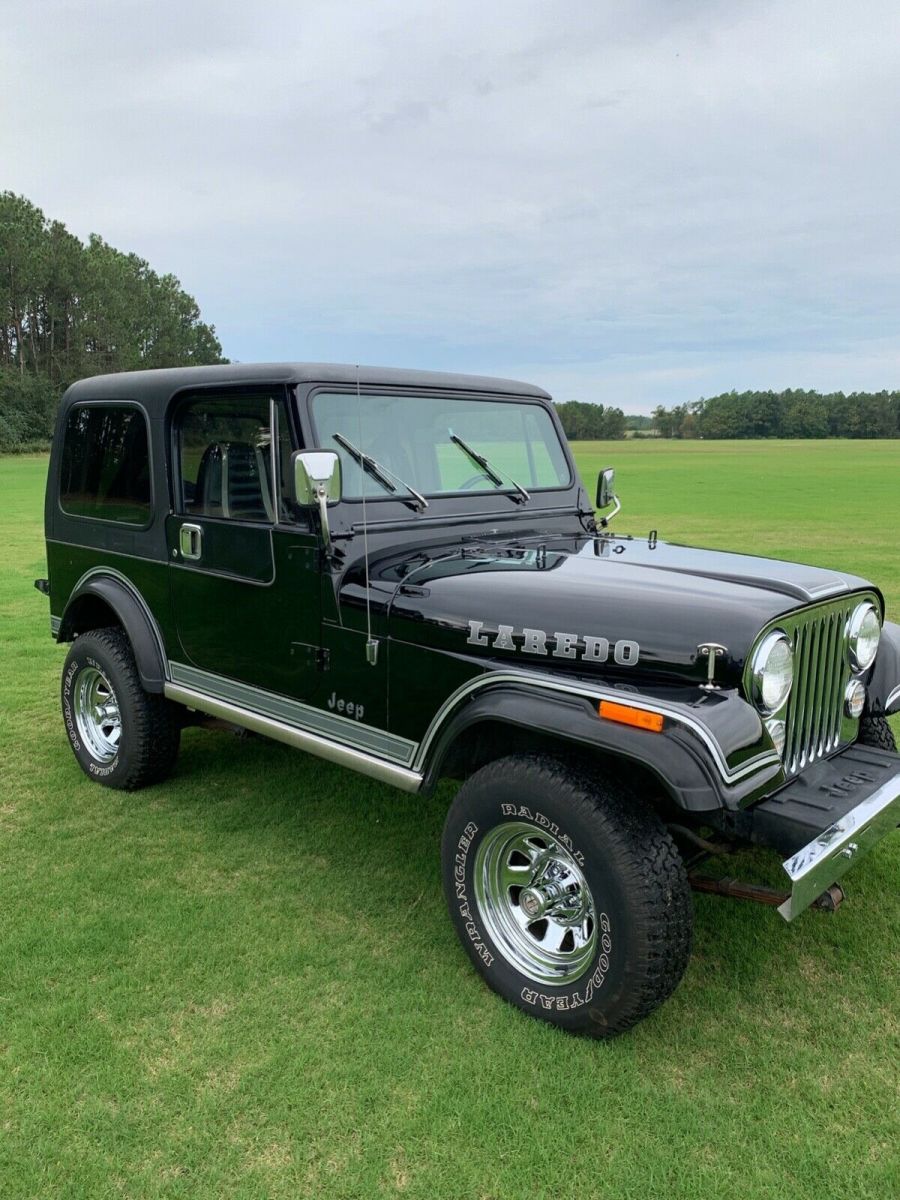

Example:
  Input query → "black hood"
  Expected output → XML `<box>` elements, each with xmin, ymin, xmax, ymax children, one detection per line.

<box><xmin>378</xmin><ymin>533</ymin><xmax>875</xmax><ymax>686</ymax></box>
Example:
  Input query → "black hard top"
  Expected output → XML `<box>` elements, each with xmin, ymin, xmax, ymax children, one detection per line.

<box><xmin>62</xmin><ymin>362</ymin><xmax>552</xmax><ymax>413</ymax></box>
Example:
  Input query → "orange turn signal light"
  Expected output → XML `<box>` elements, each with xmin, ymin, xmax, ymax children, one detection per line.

<box><xmin>598</xmin><ymin>700</ymin><xmax>665</xmax><ymax>733</ymax></box>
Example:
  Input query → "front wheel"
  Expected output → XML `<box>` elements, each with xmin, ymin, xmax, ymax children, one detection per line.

<box><xmin>61</xmin><ymin>627</ymin><xmax>180</xmax><ymax>790</ymax></box>
<box><xmin>441</xmin><ymin>755</ymin><xmax>693</xmax><ymax>1038</ymax></box>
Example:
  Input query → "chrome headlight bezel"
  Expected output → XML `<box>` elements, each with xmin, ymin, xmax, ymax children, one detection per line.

<box><xmin>750</xmin><ymin>630</ymin><xmax>794</xmax><ymax>715</ymax></box>
<box><xmin>848</xmin><ymin>602</ymin><xmax>880</xmax><ymax>672</ymax></box>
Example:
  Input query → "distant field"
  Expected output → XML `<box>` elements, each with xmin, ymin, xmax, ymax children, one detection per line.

<box><xmin>571</xmin><ymin>438</ymin><xmax>900</xmax><ymax>617</ymax></box>
<box><xmin>1</xmin><ymin>447</ymin><xmax>898</xmax><ymax>1200</ymax></box>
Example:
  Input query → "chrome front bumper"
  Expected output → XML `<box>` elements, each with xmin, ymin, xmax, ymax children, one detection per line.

<box><xmin>779</xmin><ymin>767</ymin><xmax>900</xmax><ymax>921</ymax></box>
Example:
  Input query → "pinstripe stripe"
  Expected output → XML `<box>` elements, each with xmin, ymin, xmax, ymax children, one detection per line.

<box><xmin>168</xmin><ymin>661</ymin><xmax>418</xmax><ymax>765</ymax></box>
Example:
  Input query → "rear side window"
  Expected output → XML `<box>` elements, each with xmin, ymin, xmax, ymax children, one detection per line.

<box><xmin>60</xmin><ymin>405</ymin><xmax>151</xmax><ymax>525</ymax></box>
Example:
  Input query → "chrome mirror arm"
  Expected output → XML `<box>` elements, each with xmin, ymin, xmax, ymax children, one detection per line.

<box><xmin>598</xmin><ymin>494</ymin><xmax>621</xmax><ymax>528</ymax></box>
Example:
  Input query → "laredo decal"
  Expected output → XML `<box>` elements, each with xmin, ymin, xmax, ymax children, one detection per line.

<box><xmin>467</xmin><ymin>620</ymin><xmax>639</xmax><ymax>666</ymax></box>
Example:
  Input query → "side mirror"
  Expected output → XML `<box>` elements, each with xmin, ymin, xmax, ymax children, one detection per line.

<box><xmin>596</xmin><ymin>467</ymin><xmax>615</xmax><ymax>509</ymax></box>
<box><xmin>292</xmin><ymin>450</ymin><xmax>341</xmax><ymax>551</ymax></box>
<box><xmin>292</xmin><ymin>450</ymin><xmax>341</xmax><ymax>506</ymax></box>
<box><xmin>595</xmin><ymin>466</ymin><xmax>621</xmax><ymax>528</ymax></box>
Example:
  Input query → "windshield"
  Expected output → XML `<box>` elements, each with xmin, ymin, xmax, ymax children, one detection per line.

<box><xmin>311</xmin><ymin>391</ymin><xmax>570</xmax><ymax>500</ymax></box>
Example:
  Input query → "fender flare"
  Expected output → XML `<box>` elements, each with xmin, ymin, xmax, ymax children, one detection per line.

<box><xmin>418</xmin><ymin>682</ymin><xmax>783</xmax><ymax>812</ymax></box>
<box><xmin>59</xmin><ymin>570</ymin><xmax>168</xmax><ymax>693</ymax></box>
<box><xmin>869</xmin><ymin>620</ymin><xmax>900</xmax><ymax>715</ymax></box>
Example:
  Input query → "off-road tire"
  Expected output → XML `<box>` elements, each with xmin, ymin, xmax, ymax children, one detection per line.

<box><xmin>441</xmin><ymin>754</ymin><xmax>693</xmax><ymax>1038</ymax></box>
<box><xmin>61</xmin><ymin>627</ymin><xmax>180</xmax><ymax>790</ymax></box>
<box><xmin>857</xmin><ymin>714</ymin><xmax>897</xmax><ymax>752</ymax></box>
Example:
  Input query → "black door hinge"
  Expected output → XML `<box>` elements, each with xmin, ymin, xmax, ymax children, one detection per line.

<box><xmin>290</xmin><ymin>643</ymin><xmax>331</xmax><ymax>670</ymax></box>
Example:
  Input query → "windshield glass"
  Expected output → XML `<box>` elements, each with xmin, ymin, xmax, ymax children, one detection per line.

<box><xmin>311</xmin><ymin>391</ymin><xmax>570</xmax><ymax>499</ymax></box>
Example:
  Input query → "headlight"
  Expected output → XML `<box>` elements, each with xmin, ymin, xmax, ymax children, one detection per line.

<box><xmin>848</xmin><ymin>602</ymin><xmax>880</xmax><ymax>671</ymax></box>
<box><xmin>750</xmin><ymin>631</ymin><xmax>794</xmax><ymax>713</ymax></box>
<box><xmin>844</xmin><ymin>679</ymin><xmax>866</xmax><ymax>719</ymax></box>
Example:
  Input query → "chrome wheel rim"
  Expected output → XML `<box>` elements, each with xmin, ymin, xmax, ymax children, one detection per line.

<box><xmin>473</xmin><ymin>820</ymin><xmax>596</xmax><ymax>985</ymax></box>
<box><xmin>73</xmin><ymin>667</ymin><xmax>122</xmax><ymax>763</ymax></box>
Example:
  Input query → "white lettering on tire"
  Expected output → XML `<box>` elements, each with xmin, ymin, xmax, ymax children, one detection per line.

<box><xmin>454</xmin><ymin>821</ymin><xmax>494</xmax><ymax>968</ymax></box>
<box><xmin>62</xmin><ymin>661</ymin><xmax>81</xmax><ymax>751</ymax></box>
<box><xmin>499</xmin><ymin>802</ymin><xmax>585</xmax><ymax>865</ymax></box>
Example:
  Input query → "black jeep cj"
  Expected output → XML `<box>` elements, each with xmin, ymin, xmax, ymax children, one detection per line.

<box><xmin>37</xmin><ymin>363</ymin><xmax>900</xmax><ymax>1037</ymax></box>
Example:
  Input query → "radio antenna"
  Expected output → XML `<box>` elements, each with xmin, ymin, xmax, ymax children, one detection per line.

<box><xmin>357</xmin><ymin>365</ymin><xmax>378</xmax><ymax>666</ymax></box>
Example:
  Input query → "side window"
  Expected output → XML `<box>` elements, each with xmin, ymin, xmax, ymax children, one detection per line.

<box><xmin>60</xmin><ymin>405</ymin><xmax>151</xmax><ymax>524</ymax></box>
<box><xmin>176</xmin><ymin>392</ymin><xmax>295</xmax><ymax>522</ymax></box>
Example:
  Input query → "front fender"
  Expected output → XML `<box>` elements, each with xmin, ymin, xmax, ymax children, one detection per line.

<box><xmin>419</xmin><ymin>678</ymin><xmax>784</xmax><ymax>812</ymax></box>
<box><xmin>869</xmin><ymin>620</ymin><xmax>900</xmax><ymax>715</ymax></box>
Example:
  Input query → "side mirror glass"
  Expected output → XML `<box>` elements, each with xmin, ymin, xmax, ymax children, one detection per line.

<box><xmin>292</xmin><ymin>450</ymin><xmax>341</xmax><ymax>507</ymax></box>
<box><xmin>596</xmin><ymin>467</ymin><xmax>615</xmax><ymax>510</ymax></box>
<box><xmin>292</xmin><ymin>450</ymin><xmax>341</xmax><ymax>553</ymax></box>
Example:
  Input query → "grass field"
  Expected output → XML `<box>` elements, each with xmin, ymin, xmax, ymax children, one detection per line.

<box><xmin>1</xmin><ymin>443</ymin><xmax>898</xmax><ymax>1199</ymax></box>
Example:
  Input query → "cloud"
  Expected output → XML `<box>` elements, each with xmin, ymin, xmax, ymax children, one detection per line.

<box><xmin>4</xmin><ymin>1</ymin><xmax>900</xmax><ymax>411</ymax></box>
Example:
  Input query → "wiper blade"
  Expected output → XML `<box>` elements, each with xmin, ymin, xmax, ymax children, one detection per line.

<box><xmin>448</xmin><ymin>431</ymin><xmax>530</xmax><ymax>503</ymax></box>
<box><xmin>333</xmin><ymin>432</ymin><xmax>428</xmax><ymax>512</ymax></box>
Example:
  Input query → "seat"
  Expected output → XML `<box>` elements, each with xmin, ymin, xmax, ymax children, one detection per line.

<box><xmin>222</xmin><ymin>441</ymin><xmax>274</xmax><ymax>522</ymax></box>
<box><xmin>193</xmin><ymin>442</ymin><xmax>225</xmax><ymax>516</ymax></box>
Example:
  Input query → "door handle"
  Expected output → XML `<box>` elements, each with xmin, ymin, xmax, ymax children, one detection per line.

<box><xmin>179</xmin><ymin>523</ymin><xmax>203</xmax><ymax>560</ymax></box>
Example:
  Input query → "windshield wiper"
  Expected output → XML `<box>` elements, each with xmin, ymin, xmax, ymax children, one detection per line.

<box><xmin>448</xmin><ymin>430</ymin><xmax>531</xmax><ymax>503</ymax></box>
<box><xmin>333</xmin><ymin>432</ymin><xmax>428</xmax><ymax>512</ymax></box>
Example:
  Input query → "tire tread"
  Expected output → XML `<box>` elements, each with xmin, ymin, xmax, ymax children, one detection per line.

<box><xmin>857</xmin><ymin>714</ymin><xmax>897</xmax><ymax>752</ymax></box>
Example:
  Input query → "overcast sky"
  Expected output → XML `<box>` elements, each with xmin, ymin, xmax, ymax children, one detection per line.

<box><xmin>4</xmin><ymin>1</ymin><xmax>900</xmax><ymax>412</ymax></box>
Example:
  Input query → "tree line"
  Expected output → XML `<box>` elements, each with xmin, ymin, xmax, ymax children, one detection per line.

<box><xmin>651</xmin><ymin>389</ymin><xmax>900</xmax><ymax>439</ymax></box>
<box><xmin>554</xmin><ymin>400</ymin><xmax>626</xmax><ymax>440</ymax></box>
<box><xmin>0</xmin><ymin>192</ymin><xmax>224</xmax><ymax>450</ymax></box>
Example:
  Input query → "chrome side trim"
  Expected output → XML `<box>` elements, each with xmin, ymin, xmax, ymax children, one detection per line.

<box><xmin>168</xmin><ymin>661</ymin><xmax>418</xmax><ymax>766</ymax></box>
<box><xmin>50</xmin><ymin>615</ymin><xmax>61</xmax><ymax>636</ymax></box>
<box><xmin>885</xmin><ymin>684</ymin><xmax>900</xmax><ymax>715</ymax></box>
<box><xmin>68</xmin><ymin>567</ymin><xmax>170</xmax><ymax>678</ymax></box>
<box><xmin>779</xmin><ymin>769</ymin><xmax>900</xmax><ymax>920</ymax></box>
<box><xmin>412</xmin><ymin>670</ymin><xmax>782</xmax><ymax>784</ymax></box>
<box><xmin>164</xmin><ymin>681</ymin><xmax>422</xmax><ymax>792</ymax></box>
<box><xmin>169</xmin><ymin>663</ymin><xmax>779</xmax><ymax>789</ymax></box>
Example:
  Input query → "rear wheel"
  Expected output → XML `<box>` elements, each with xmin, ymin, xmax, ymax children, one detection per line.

<box><xmin>441</xmin><ymin>755</ymin><xmax>693</xmax><ymax>1038</ymax></box>
<box><xmin>61</xmin><ymin>627</ymin><xmax>180</xmax><ymax>790</ymax></box>
<box><xmin>857</xmin><ymin>714</ymin><xmax>897</xmax><ymax>752</ymax></box>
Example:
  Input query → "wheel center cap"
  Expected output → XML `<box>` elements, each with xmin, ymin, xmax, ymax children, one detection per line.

<box><xmin>519</xmin><ymin>886</ymin><xmax>547</xmax><ymax>919</ymax></box>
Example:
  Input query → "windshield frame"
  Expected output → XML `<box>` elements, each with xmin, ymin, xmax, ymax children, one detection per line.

<box><xmin>303</xmin><ymin>384</ymin><xmax>575</xmax><ymax>511</ymax></box>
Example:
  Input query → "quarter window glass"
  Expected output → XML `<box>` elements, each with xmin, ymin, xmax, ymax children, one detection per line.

<box><xmin>177</xmin><ymin>393</ymin><xmax>294</xmax><ymax>522</ymax></box>
<box><xmin>311</xmin><ymin>392</ymin><xmax>570</xmax><ymax>498</ymax></box>
<box><xmin>60</xmin><ymin>405</ymin><xmax>151</xmax><ymax>524</ymax></box>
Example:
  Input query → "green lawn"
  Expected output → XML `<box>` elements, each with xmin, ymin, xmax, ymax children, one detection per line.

<box><xmin>1</xmin><ymin>444</ymin><xmax>898</xmax><ymax>1200</ymax></box>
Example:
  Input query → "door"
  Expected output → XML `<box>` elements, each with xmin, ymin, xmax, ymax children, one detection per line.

<box><xmin>167</xmin><ymin>388</ymin><xmax>323</xmax><ymax>700</ymax></box>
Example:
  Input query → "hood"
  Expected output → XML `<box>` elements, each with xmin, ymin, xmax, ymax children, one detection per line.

<box><xmin>379</xmin><ymin>534</ymin><xmax>875</xmax><ymax>686</ymax></box>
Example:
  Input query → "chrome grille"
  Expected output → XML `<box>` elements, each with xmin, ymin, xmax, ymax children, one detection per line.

<box><xmin>782</xmin><ymin>599</ymin><xmax>854</xmax><ymax>776</ymax></box>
